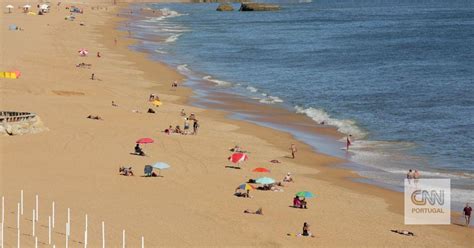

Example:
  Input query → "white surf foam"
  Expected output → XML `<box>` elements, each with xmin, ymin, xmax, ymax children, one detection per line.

<box><xmin>203</xmin><ymin>76</ymin><xmax>232</xmax><ymax>86</ymax></box>
<box><xmin>259</xmin><ymin>95</ymin><xmax>284</xmax><ymax>104</ymax></box>
<box><xmin>165</xmin><ymin>34</ymin><xmax>181</xmax><ymax>43</ymax></box>
<box><xmin>246</xmin><ymin>86</ymin><xmax>258</xmax><ymax>93</ymax></box>
<box><xmin>177</xmin><ymin>64</ymin><xmax>190</xmax><ymax>72</ymax></box>
<box><xmin>295</xmin><ymin>106</ymin><xmax>366</xmax><ymax>138</ymax></box>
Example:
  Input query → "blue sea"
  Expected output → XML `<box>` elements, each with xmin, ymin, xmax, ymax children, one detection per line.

<box><xmin>123</xmin><ymin>0</ymin><xmax>474</xmax><ymax>207</ymax></box>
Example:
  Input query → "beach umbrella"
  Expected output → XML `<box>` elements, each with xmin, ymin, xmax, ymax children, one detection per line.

<box><xmin>151</xmin><ymin>162</ymin><xmax>170</xmax><ymax>170</ymax></box>
<box><xmin>136</xmin><ymin>138</ymin><xmax>154</xmax><ymax>144</ymax></box>
<box><xmin>151</xmin><ymin>162</ymin><xmax>170</xmax><ymax>176</ymax></box>
<box><xmin>252</xmin><ymin>167</ymin><xmax>270</xmax><ymax>173</ymax></box>
<box><xmin>6</xmin><ymin>5</ymin><xmax>13</xmax><ymax>13</ymax></box>
<box><xmin>229</xmin><ymin>153</ymin><xmax>248</xmax><ymax>164</ymax></box>
<box><xmin>295</xmin><ymin>191</ymin><xmax>315</xmax><ymax>198</ymax></box>
<box><xmin>256</xmin><ymin>177</ymin><xmax>275</xmax><ymax>185</ymax></box>
<box><xmin>23</xmin><ymin>4</ymin><xmax>31</xmax><ymax>9</ymax></box>
<box><xmin>237</xmin><ymin>183</ymin><xmax>255</xmax><ymax>191</ymax></box>
<box><xmin>40</xmin><ymin>4</ymin><xmax>49</xmax><ymax>9</ymax></box>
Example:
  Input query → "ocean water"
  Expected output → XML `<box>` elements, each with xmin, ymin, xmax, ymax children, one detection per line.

<box><xmin>123</xmin><ymin>0</ymin><xmax>474</xmax><ymax>207</ymax></box>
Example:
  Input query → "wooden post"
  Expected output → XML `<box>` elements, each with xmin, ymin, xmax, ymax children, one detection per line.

<box><xmin>141</xmin><ymin>236</ymin><xmax>144</xmax><ymax>248</ymax></box>
<box><xmin>84</xmin><ymin>214</ymin><xmax>88</xmax><ymax>248</ymax></box>
<box><xmin>1</xmin><ymin>196</ymin><xmax>4</xmax><ymax>248</ymax></box>
<box><xmin>65</xmin><ymin>223</ymin><xmax>69</xmax><ymax>248</ymax></box>
<box><xmin>67</xmin><ymin>208</ymin><xmax>70</xmax><ymax>237</ymax></box>
<box><xmin>17</xmin><ymin>203</ymin><xmax>20</xmax><ymax>248</ymax></box>
<box><xmin>122</xmin><ymin>229</ymin><xmax>125</xmax><ymax>248</ymax></box>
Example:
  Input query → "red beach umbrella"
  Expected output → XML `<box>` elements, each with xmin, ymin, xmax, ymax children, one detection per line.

<box><xmin>136</xmin><ymin>138</ymin><xmax>154</xmax><ymax>144</ymax></box>
<box><xmin>229</xmin><ymin>153</ymin><xmax>248</xmax><ymax>164</ymax></box>
<box><xmin>252</xmin><ymin>167</ymin><xmax>270</xmax><ymax>173</ymax></box>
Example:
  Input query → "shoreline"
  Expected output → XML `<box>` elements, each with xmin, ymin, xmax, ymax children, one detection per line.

<box><xmin>1</xmin><ymin>1</ymin><xmax>472</xmax><ymax>247</ymax></box>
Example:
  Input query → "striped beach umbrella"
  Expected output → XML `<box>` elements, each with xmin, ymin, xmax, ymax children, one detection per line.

<box><xmin>229</xmin><ymin>153</ymin><xmax>248</xmax><ymax>164</ymax></box>
<box><xmin>295</xmin><ymin>191</ymin><xmax>315</xmax><ymax>198</ymax></box>
<box><xmin>237</xmin><ymin>183</ymin><xmax>255</xmax><ymax>191</ymax></box>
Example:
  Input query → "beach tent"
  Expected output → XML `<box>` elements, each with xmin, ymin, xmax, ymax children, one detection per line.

<box><xmin>40</xmin><ymin>4</ymin><xmax>50</xmax><ymax>13</ymax></box>
<box><xmin>151</xmin><ymin>162</ymin><xmax>170</xmax><ymax>176</ymax></box>
<box><xmin>8</xmin><ymin>24</ymin><xmax>18</xmax><ymax>30</ymax></box>
<box><xmin>6</xmin><ymin>5</ymin><xmax>14</xmax><ymax>13</ymax></box>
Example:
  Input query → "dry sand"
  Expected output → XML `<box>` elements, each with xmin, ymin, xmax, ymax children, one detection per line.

<box><xmin>0</xmin><ymin>1</ymin><xmax>472</xmax><ymax>247</ymax></box>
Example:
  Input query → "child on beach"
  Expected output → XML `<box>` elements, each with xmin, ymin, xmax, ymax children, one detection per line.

<box><xmin>283</xmin><ymin>172</ymin><xmax>293</xmax><ymax>183</ymax></box>
<box><xmin>290</xmin><ymin>144</ymin><xmax>297</xmax><ymax>159</ymax></box>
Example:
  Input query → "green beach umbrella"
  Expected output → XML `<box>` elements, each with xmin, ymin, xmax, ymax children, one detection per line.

<box><xmin>295</xmin><ymin>191</ymin><xmax>315</xmax><ymax>198</ymax></box>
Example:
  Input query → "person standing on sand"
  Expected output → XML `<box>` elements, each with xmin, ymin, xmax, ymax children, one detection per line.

<box><xmin>406</xmin><ymin>169</ymin><xmax>414</xmax><ymax>184</ymax></box>
<box><xmin>290</xmin><ymin>144</ymin><xmax>297</xmax><ymax>159</ymax></box>
<box><xmin>193</xmin><ymin>119</ymin><xmax>200</xmax><ymax>135</ymax></box>
<box><xmin>463</xmin><ymin>203</ymin><xmax>472</xmax><ymax>226</ymax></box>
<box><xmin>91</xmin><ymin>73</ymin><xmax>95</xmax><ymax>80</ymax></box>
<box><xmin>346</xmin><ymin>134</ymin><xmax>352</xmax><ymax>151</ymax></box>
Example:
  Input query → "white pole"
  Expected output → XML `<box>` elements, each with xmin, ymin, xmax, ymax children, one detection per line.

<box><xmin>1</xmin><ymin>196</ymin><xmax>4</xmax><ymax>248</ymax></box>
<box><xmin>32</xmin><ymin>210</ymin><xmax>35</xmax><ymax>236</ymax></box>
<box><xmin>101</xmin><ymin>221</ymin><xmax>105</xmax><ymax>248</ymax></box>
<box><xmin>20</xmin><ymin>190</ymin><xmax>23</xmax><ymax>215</ymax></box>
<box><xmin>65</xmin><ymin>223</ymin><xmax>69</xmax><ymax>248</ymax></box>
<box><xmin>35</xmin><ymin>195</ymin><xmax>38</xmax><ymax>221</ymax></box>
<box><xmin>34</xmin><ymin>236</ymin><xmax>37</xmax><ymax>248</ymax></box>
<box><xmin>17</xmin><ymin>203</ymin><xmax>20</xmax><ymax>248</ymax></box>
<box><xmin>48</xmin><ymin>216</ymin><xmax>51</xmax><ymax>245</ymax></box>
<box><xmin>122</xmin><ymin>230</ymin><xmax>125</xmax><ymax>248</ymax></box>
<box><xmin>141</xmin><ymin>236</ymin><xmax>144</xmax><ymax>248</ymax></box>
<box><xmin>52</xmin><ymin>201</ymin><xmax>55</xmax><ymax>229</ymax></box>
<box><xmin>84</xmin><ymin>214</ymin><xmax>88</xmax><ymax>248</ymax></box>
<box><xmin>67</xmin><ymin>208</ymin><xmax>70</xmax><ymax>237</ymax></box>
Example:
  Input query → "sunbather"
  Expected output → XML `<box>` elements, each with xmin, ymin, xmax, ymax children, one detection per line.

<box><xmin>244</xmin><ymin>208</ymin><xmax>263</xmax><ymax>215</ymax></box>
<box><xmin>87</xmin><ymin>115</ymin><xmax>102</xmax><ymax>120</ymax></box>
<box><xmin>283</xmin><ymin>172</ymin><xmax>294</xmax><ymax>182</ymax></box>
<box><xmin>391</xmin><ymin>230</ymin><xmax>415</xmax><ymax>236</ymax></box>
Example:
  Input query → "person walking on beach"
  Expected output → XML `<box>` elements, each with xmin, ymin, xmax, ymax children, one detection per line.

<box><xmin>193</xmin><ymin>119</ymin><xmax>200</xmax><ymax>135</ymax></box>
<box><xmin>346</xmin><ymin>134</ymin><xmax>352</xmax><ymax>151</ymax></box>
<box><xmin>463</xmin><ymin>203</ymin><xmax>472</xmax><ymax>226</ymax></box>
<box><xmin>406</xmin><ymin>169</ymin><xmax>414</xmax><ymax>184</ymax></box>
<box><xmin>290</xmin><ymin>144</ymin><xmax>297</xmax><ymax>159</ymax></box>
<box><xmin>91</xmin><ymin>73</ymin><xmax>95</xmax><ymax>80</ymax></box>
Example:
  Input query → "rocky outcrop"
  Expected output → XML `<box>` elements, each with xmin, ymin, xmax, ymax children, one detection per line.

<box><xmin>0</xmin><ymin>111</ymin><xmax>48</xmax><ymax>136</ymax></box>
<box><xmin>216</xmin><ymin>3</ymin><xmax>234</xmax><ymax>11</ymax></box>
<box><xmin>239</xmin><ymin>3</ymin><xmax>280</xmax><ymax>11</ymax></box>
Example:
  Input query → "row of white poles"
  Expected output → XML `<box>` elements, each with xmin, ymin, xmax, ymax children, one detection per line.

<box><xmin>0</xmin><ymin>191</ymin><xmax>145</xmax><ymax>248</ymax></box>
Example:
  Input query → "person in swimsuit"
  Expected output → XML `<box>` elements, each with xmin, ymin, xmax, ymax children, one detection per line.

<box><xmin>463</xmin><ymin>203</ymin><xmax>472</xmax><ymax>226</ymax></box>
<box><xmin>290</xmin><ymin>144</ymin><xmax>297</xmax><ymax>159</ymax></box>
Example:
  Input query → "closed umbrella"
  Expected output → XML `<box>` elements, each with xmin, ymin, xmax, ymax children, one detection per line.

<box><xmin>136</xmin><ymin>138</ymin><xmax>154</xmax><ymax>144</ymax></box>
<box><xmin>255</xmin><ymin>177</ymin><xmax>275</xmax><ymax>185</ymax></box>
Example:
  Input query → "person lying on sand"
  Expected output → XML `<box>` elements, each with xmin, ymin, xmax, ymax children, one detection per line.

<box><xmin>112</xmin><ymin>101</ymin><xmax>118</xmax><ymax>107</ymax></box>
<box><xmin>119</xmin><ymin>166</ymin><xmax>134</xmax><ymax>176</ymax></box>
<box><xmin>87</xmin><ymin>115</ymin><xmax>102</xmax><ymax>120</ymax></box>
<box><xmin>76</xmin><ymin>63</ymin><xmax>92</xmax><ymax>68</ymax></box>
<box><xmin>391</xmin><ymin>230</ymin><xmax>415</xmax><ymax>236</ymax></box>
<box><xmin>234</xmin><ymin>189</ymin><xmax>251</xmax><ymax>198</ymax></box>
<box><xmin>244</xmin><ymin>208</ymin><xmax>263</xmax><ymax>215</ymax></box>
<box><xmin>175</xmin><ymin>125</ymin><xmax>182</xmax><ymax>134</ymax></box>
<box><xmin>163</xmin><ymin>125</ymin><xmax>174</xmax><ymax>135</ymax></box>
<box><xmin>270</xmin><ymin>159</ymin><xmax>281</xmax><ymax>164</ymax></box>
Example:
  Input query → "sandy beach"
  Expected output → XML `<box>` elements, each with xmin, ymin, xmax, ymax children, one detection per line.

<box><xmin>1</xmin><ymin>1</ymin><xmax>473</xmax><ymax>247</ymax></box>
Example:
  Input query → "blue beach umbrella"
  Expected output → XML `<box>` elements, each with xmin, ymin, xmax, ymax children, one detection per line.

<box><xmin>255</xmin><ymin>177</ymin><xmax>276</xmax><ymax>185</ymax></box>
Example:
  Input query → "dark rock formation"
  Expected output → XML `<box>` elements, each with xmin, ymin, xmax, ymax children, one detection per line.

<box><xmin>239</xmin><ymin>2</ymin><xmax>280</xmax><ymax>11</ymax></box>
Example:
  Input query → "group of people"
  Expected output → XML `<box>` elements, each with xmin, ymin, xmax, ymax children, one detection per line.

<box><xmin>293</xmin><ymin>196</ymin><xmax>308</xmax><ymax>209</ymax></box>
<box><xmin>119</xmin><ymin>166</ymin><xmax>134</xmax><ymax>176</ymax></box>
<box><xmin>406</xmin><ymin>169</ymin><xmax>421</xmax><ymax>184</ymax></box>
<box><xmin>163</xmin><ymin>112</ymin><xmax>200</xmax><ymax>135</ymax></box>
